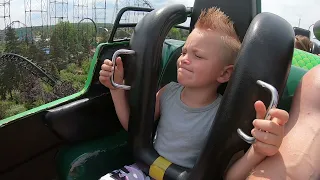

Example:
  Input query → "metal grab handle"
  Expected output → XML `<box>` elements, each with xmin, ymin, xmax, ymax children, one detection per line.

<box><xmin>237</xmin><ymin>80</ymin><xmax>279</xmax><ymax>144</ymax></box>
<box><xmin>110</xmin><ymin>49</ymin><xmax>135</xmax><ymax>90</ymax></box>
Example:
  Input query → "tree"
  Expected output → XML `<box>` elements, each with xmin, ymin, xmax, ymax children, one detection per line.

<box><xmin>167</xmin><ymin>28</ymin><xmax>182</xmax><ymax>40</ymax></box>
<box><xmin>4</xmin><ymin>27</ymin><xmax>21</xmax><ymax>54</ymax></box>
<box><xmin>49</xmin><ymin>22</ymin><xmax>79</xmax><ymax>70</ymax></box>
<box><xmin>27</xmin><ymin>43</ymin><xmax>47</xmax><ymax>70</ymax></box>
<box><xmin>98</xmin><ymin>28</ymin><xmax>110</xmax><ymax>43</ymax></box>
<box><xmin>0</xmin><ymin>61</ymin><xmax>22</xmax><ymax>100</ymax></box>
<box><xmin>49</xmin><ymin>28</ymin><xmax>67</xmax><ymax>69</ymax></box>
<box><xmin>0</xmin><ymin>28</ymin><xmax>26</xmax><ymax>100</ymax></box>
<box><xmin>38</xmin><ymin>34</ymin><xmax>48</xmax><ymax>50</ymax></box>
<box><xmin>166</xmin><ymin>28</ymin><xmax>189</xmax><ymax>41</ymax></box>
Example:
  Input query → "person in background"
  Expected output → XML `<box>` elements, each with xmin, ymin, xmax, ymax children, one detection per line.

<box><xmin>294</xmin><ymin>35</ymin><xmax>312</xmax><ymax>52</ymax></box>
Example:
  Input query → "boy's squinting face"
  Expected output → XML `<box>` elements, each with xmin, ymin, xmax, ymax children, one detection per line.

<box><xmin>177</xmin><ymin>28</ymin><xmax>232</xmax><ymax>88</ymax></box>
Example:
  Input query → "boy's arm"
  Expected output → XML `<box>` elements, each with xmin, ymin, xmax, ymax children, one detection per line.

<box><xmin>154</xmin><ymin>85</ymin><xmax>167</xmax><ymax>121</ymax></box>
<box><xmin>225</xmin><ymin>104</ymin><xmax>288</xmax><ymax>179</ymax></box>
<box><xmin>224</xmin><ymin>146</ymin><xmax>266</xmax><ymax>180</ymax></box>
<box><xmin>111</xmin><ymin>85</ymin><xmax>167</xmax><ymax>131</ymax></box>
<box><xmin>110</xmin><ymin>88</ymin><xmax>130</xmax><ymax>130</ymax></box>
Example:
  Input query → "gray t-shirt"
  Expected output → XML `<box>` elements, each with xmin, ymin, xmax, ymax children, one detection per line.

<box><xmin>154</xmin><ymin>82</ymin><xmax>222</xmax><ymax>169</ymax></box>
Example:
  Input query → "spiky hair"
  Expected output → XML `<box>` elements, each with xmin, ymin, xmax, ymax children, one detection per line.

<box><xmin>195</xmin><ymin>7</ymin><xmax>241</xmax><ymax>64</ymax></box>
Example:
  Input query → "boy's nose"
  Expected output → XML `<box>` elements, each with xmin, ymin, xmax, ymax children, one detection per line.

<box><xmin>181</xmin><ymin>58</ymin><xmax>191</xmax><ymax>65</ymax></box>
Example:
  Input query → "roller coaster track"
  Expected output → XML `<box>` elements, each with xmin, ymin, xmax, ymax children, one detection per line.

<box><xmin>140</xmin><ymin>0</ymin><xmax>153</xmax><ymax>8</ymax></box>
<box><xmin>0</xmin><ymin>53</ymin><xmax>57</xmax><ymax>86</ymax></box>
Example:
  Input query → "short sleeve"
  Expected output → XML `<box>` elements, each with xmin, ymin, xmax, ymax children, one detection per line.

<box><xmin>159</xmin><ymin>81</ymin><xmax>180</xmax><ymax>108</ymax></box>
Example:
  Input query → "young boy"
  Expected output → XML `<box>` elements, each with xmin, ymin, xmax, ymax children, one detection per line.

<box><xmin>99</xmin><ymin>7</ymin><xmax>289</xmax><ymax>180</ymax></box>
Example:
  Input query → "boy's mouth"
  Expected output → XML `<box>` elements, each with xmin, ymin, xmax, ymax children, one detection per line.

<box><xmin>177</xmin><ymin>61</ymin><xmax>193</xmax><ymax>72</ymax></box>
<box><xmin>178</xmin><ymin>66</ymin><xmax>193</xmax><ymax>73</ymax></box>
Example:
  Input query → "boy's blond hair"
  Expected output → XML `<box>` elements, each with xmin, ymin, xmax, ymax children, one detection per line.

<box><xmin>195</xmin><ymin>7</ymin><xmax>241</xmax><ymax>64</ymax></box>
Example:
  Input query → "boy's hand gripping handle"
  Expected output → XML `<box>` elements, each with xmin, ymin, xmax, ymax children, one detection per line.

<box><xmin>237</xmin><ymin>80</ymin><xmax>279</xmax><ymax>144</ymax></box>
<box><xmin>110</xmin><ymin>49</ymin><xmax>135</xmax><ymax>90</ymax></box>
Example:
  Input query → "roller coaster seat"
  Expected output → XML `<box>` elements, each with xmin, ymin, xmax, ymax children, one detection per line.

<box><xmin>293</xmin><ymin>27</ymin><xmax>311</xmax><ymax>38</ymax></box>
<box><xmin>311</xmin><ymin>42</ymin><xmax>320</xmax><ymax>54</ymax></box>
<box><xmin>55</xmin><ymin>39</ymin><xmax>312</xmax><ymax>180</ymax></box>
<box><xmin>124</xmin><ymin>1</ymin><xmax>268</xmax><ymax>179</ymax></box>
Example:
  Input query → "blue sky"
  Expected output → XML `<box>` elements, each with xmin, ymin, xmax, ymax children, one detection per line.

<box><xmin>2</xmin><ymin>0</ymin><xmax>320</xmax><ymax>40</ymax></box>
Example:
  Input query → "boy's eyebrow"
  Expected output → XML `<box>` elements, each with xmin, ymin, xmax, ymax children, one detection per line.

<box><xmin>182</xmin><ymin>46</ymin><xmax>205</xmax><ymax>53</ymax></box>
<box><xmin>192</xmin><ymin>47</ymin><xmax>205</xmax><ymax>53</ymax></box>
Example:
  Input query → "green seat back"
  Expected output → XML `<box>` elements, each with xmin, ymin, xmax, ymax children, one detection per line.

<box><xmin>278</xmin><ymin>65</ymin><xmax>307</xmax><ymax>111</ymax></box>
<box><xmin>159</xmin><ymin>39</ymin><xmax>184</xmax><ymax>87</ymax></box>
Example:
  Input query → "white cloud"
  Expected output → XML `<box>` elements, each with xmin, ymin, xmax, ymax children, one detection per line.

<box><xmin>261</xmin><ymin>0</ymin><xmax>320</xmax><ymax>39</ymax></box>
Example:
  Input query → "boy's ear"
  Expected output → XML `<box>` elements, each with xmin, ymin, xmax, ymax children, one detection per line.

<box><xmin>217</xmin><ymin>65</ymin><xmax>234</xmax><ymax>83</ymax></box>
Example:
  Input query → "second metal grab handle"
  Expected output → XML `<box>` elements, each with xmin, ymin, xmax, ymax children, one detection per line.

<box><xmin>237</xmin><ymin>80</ymin><xmax>279</xmax><ymax>144</ymax></box>
<box><xmin>110</xmin><ymin>49</ymin><xmax>135</xmax><ymax>90</ymax></box>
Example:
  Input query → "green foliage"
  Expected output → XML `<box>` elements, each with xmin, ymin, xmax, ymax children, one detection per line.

<box><xmin>49</xmin><ymin>22</ymin><xmax>78</xmax><ymax>69</ymax></box>
<box><xmin>59</xmin><ymin>59</ymin><xmax>91</xmax><ymax>91</ymax></box>
<box><xmin>0</xmin><ymin>101</ymin><xmax>13</xmax><ymax>119</ymax></box>
<box><xmin>5</xmin><ymin>27</ymin><xmax>22</xmax><ymax>54</ymax></box>
<box><xmin>28</xmin><ymin>43</ymin><xmax>46</xmax><ymax>65</ymax></box>
<box><xmin>0</xmin><ymin>21</ymin><xmax>95</xmax><ymax>120</ymax></box>
<box><xmin>0</xmin><ymin>100</ymin><xmax>27</xmax><ymax>119</ymax></box>
<box><xmin>41</xmin><ymin>82</ymin><xmax>53</xmax><ymax>93</ymax></box>
<box><xmin>33</xmin><ymin>99</ymin><xmax>46</xmax><ymax>107</ymax></box>
<box><xmin>4</xmin><ymin>104</ymin><xmax>27</xmax><ymax>118</ymax></box>
<box><xmin>0</xmin><ymin>43</ymin><xmax>5</xmax><ymax>53</ymax></box>
<box><xmin>167</xmin><ymin>28</ymin><xmax>189</xmax><ymax>41</ymax></box>
<box><xmin>167</xmin><ymin>28</ymin><xmax>182</xmax><ymax>40</ymax></box>
<box><xmin>0</xmin><ymin>62</ymin><xmax>23</xmax><ymax>100</ymax></box>
<box><xmin>98</xmin><ymin>28</ymin><xmax>110</xmax><ymax>43</ymax></box>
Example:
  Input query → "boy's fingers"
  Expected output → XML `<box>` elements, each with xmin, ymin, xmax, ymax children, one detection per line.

<box><xmin>101</xmin><ymin>64</ymin><xmax>114</xmax><ymax>72</ymax></box>
<box><xmin>253</xmin><ymin>119</ymin><xmax>282</xmax><ymax>135</ymax></box>
<box><xmin>103</xmin><ymin>59</ymin><xmax>112</xmax><ymax>65</ymax></box>
<box><xmin>99</xmin><ymin>76</ymin><xmax>108</xmax><ymax>81</ymax></box>
<box><xmin>254</xmin><ymin>100</ymin><xmax>267</xmax><ymax>119</ymax></box>
<box><xmin>251</xmin><ymin>128</ymin><xmax>281</xmax><ymax>147</ymax></box>
<box><xmin>253</xmin><ymin>141</ymin><xmax>278</xmax><ymax>157</ymax></box>
<box><xmin>99</xmin><ymin>70</ymin><xmax>112</xmax><ymax>77</ymax></box>
<box><xmin>269</xmin><ymin>109</ymin><xmax>289</xmax><ymax>126</ymax></box>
